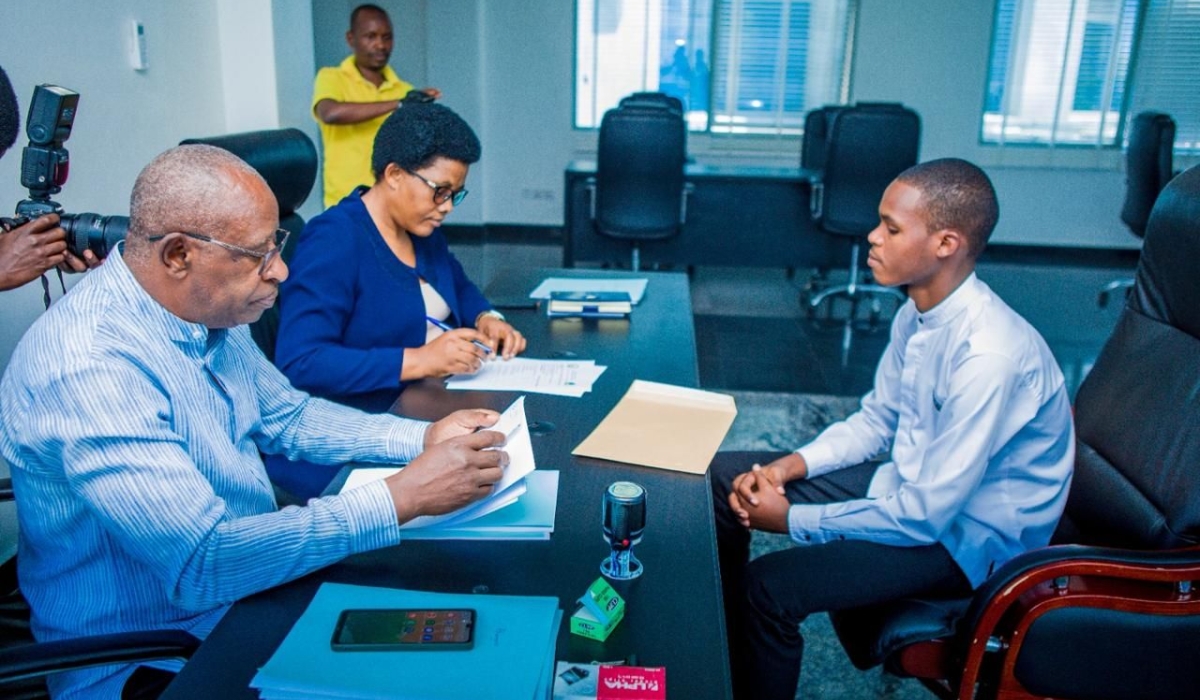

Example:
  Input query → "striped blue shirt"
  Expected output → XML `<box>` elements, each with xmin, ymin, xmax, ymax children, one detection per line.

<box><xmin>0</xmin><ymin>249</ymin><xmax>427</xmax><ymax>698</ymax></box>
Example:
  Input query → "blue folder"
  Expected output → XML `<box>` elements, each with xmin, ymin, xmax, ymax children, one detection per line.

<box><xmin>250</xmin><ymin>582</ymin><xmax>562</xmax><ymax>699</ymax></box>
<box><xmin>401</xmin><ymin>470</ymin><xmax>559</xmax><ymax>540</ymax></box>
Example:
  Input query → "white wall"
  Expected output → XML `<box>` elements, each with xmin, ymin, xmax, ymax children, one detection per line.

<box><xmin>217</xmin><ymin>0</ymin><xmax>280</xmax><ymax>131</ymax></box>
<box><xmin>477</xmin><ymin>1</ymin><xmax>576</xmax><ymax>227</ymax></box>
<box><xmin>0</xmin><ymin>0</ymin><xmax>313</xmax><ymax>373</ymax></box>
<box><xmin>0</xmin><ymin>0</ymin><xmax>228</xmax><ymax>374</ymax></box>
<box><xmin>271</xmin><ymin>0</ymin><xmax>322</xmax><ymax>222</ymax></box>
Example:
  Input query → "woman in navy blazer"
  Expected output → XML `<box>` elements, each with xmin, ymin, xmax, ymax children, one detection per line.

<box><xmin>270</xmin><ymin>102</ymin><xmax>525</xmax><ymax>499</ymax></box>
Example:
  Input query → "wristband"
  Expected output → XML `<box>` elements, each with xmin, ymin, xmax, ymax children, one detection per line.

<box><xmin>476</xmin><ymin>309</ymin><xmax>505</xmax><ymax>325</ymax></box>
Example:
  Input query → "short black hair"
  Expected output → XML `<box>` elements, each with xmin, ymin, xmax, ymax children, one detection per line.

<box><xmin>372</xmin><ymin>102</ymin><xmax>481</xmax><ymax>179</ymax></box>
<box><xmin>0</xmin><ymin>66</ymin><xmax>19</xmax><ymax>154</ymax></box>
<box><xmin>350</xmin><ymin>4</ymin><xmax>388</xmax><ymax>31</ymax></box>
<box><xmin>896</xmin><ymin>158</ymin><xmax>999</xmax><ymax>258</ymax></box>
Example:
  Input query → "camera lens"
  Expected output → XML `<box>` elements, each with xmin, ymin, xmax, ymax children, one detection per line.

<box><xmin>61</xmin><ymin>212</ymin><xmax>129</xmax><ymax>259</ymax></box>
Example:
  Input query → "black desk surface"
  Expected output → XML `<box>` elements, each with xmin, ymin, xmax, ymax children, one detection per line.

<box><xmin>162</xmin><ymin>269</ymin><xmax>731</xmax><ymax>700</ymax></box>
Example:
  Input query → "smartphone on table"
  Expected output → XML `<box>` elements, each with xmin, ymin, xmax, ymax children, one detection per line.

<box><xmin>330</xmin><ymin>608</ymin><xmax>475</xmax><ymax>651</ymax></box>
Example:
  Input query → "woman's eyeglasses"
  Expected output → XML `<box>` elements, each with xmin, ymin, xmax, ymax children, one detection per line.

<box><xmin>403</xmin><ymin>168</ymin><xmax>469</xmax><ymax>206</ymax></box>
<box><xmin>147</xmin><ymin>228</ymin><xmax>290</xmax><ymax>276</ymax></box>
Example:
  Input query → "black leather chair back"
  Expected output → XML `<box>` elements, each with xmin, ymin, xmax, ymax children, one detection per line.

<box><xmin>806</xmin><ymin>103</ymin><xmax>920</xmax><ymax>236</ymax></box>
<box><xmin>618</xmin><ymin>91</ymin><xmax>684</xmax><ymax>115</ymax></box>
<box><xmin>1064</xmin><ymin>162</ymin><xmax>1200</xmax><ymax>549</ymax></box>
<box><xmin>595</xmin><ymin>100</ymin><xmax>687</xmax><ymax>241</ymax></box>
<box><xmin>180</xmin><ymin>128</ymin><xmax>317</xmax><ymax>228</ymax></box>
<box><xmin>1120</xmin><ymin>111</ymin><xmax>1175</xmax><ymax>238</ymax></box>
<box><xmin>178</xmin><ymin>128</ymin><xmax>317</xmax><ymax>360</ymax></box>
<box><xmin>800</xmin><ymin>106</ymin><xmax>833</xmax><ymax>172</ymax></box>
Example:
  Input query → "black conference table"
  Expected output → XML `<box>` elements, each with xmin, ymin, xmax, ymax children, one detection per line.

<box><xmin>162</xmin><ymin>269</ymin><xmax>732</xmax><ymax>700</ymax></box>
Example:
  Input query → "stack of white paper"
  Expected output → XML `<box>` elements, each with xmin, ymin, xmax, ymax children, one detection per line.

<box><xmin>340</xmin><ymin>396</ymin><xmax>558</xmax><ymax>539</ymax></box>
<box><xmin>341</xmin><ymin>470</ymin><xmax>558</xmax><ymax>540</ymax></box>
<box><xmin>445</xmin><ymin>358</ymin><xmax>606</xmax><ymax>397</ymax></box>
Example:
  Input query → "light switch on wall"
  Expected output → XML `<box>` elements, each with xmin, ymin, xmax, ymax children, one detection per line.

<box><xmin>129</xmin><ymin>20</ymin><xmax>148</xmax><ymax>71</ymax></box>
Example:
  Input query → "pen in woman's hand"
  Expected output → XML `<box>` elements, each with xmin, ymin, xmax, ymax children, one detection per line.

<box><xmin>426</xmin><ymin>316</ymin><xmax>493</xmax><ymax>355</ymax></box>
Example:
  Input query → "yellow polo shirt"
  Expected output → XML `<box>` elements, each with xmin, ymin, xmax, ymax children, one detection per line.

<box><xmin>313</xmin><ymin>55</ymin><xmax>414</xmax><ymax>208</ymax></box>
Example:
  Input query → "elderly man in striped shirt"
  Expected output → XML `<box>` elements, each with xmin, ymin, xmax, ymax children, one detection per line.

<box><xmin>0</xmin><ymin>144</ymin><xmax>507</xmax><ymax>699</ymax></box>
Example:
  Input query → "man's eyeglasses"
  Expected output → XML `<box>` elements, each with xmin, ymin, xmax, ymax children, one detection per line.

<box><xmin>148</xmin><ymin>228</ymin><xmax>290</xmax><ymax>276</ymax></box>
<box><xmin>403</xmin><ymin>168</ymin><xmax>469</xmax><ymax>206</ymax></box>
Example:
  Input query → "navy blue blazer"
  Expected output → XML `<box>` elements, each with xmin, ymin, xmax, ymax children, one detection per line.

<box><xmin>268</xmin><ymin>189</ymin><xmax>492</xmax><ymax>500</ymax></box>
<box><xmin>275</xmin><ymin>188</ymin><xmax>491</xmax><ymax>404</ymax></box>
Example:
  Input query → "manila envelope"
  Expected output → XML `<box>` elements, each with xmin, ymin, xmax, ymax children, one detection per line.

<box><xmin>573</xmin><ymin>380</ymin><xmax>737</xmax><ymax>474</ymax></box>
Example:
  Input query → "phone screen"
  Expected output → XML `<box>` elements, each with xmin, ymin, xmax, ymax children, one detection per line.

<box><xmin>331</xmin><ymin>608</ymin><xmax>475</xmax><ymax>651</ymax></box>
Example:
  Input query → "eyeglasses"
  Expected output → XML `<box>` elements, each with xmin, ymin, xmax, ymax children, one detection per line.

<box><xmin>403</xmin><ymin>168</ymin><xmax>469</xmax><ymax>206</ymax></box>
<box><xmin>148</xmin><ymin>228</ymin><xmax>290</xmax><ymax>276</ymax></box>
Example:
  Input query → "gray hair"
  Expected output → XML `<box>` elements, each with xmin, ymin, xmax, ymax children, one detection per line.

<box><xmin>124</xmin><ymin>144</ymin><xmax>269</xmax><ymax>262</ymax></box>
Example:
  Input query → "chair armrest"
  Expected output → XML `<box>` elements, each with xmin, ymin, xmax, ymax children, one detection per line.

<box><xmin>953</xmin><ymin>543</ymin><xmax>1200</xmax><ymax>695</ymax></box>
<box><xmin>0</xmin><ymin>629</ymin><xmax>200</xmax><ymax>685</ymax></box>
<box><xmin>962</xmin><ymin>544</ymin><xmax>1200</xmax><ymax>632</ymax></box>
<box><xmin>586</xmin><ymin>176</ymin><xmax>597</xmax><ymax>220</ymax></box>
<box><xmin>808</xmin><ymin>174</ymin><xmax>824</xmax><ymax>221</ymax></box>
<box><xmin>680</xmin><ymin>182</ymin><xmax>695</xmax><ymax>224</ymax></box>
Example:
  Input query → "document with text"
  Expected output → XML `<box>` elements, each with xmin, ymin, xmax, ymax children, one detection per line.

<box><xmin>445</xmin><ymin>357</ymin><xmax>606</xmax><ymax>397</ymax></box>
<box><xmin>342</xmin><ymin>396</ymin><xmax>538</xmax><ymax>528</ymax></box>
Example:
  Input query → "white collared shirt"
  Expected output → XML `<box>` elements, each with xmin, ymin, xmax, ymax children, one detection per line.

<box><xmin>791</xmin><ymin>274</ymin><xmax>1075</xmax><ymax>587</ymax></box>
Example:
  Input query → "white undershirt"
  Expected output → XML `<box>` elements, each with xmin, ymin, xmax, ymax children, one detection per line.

<box><xmin>422</xmin><ymin>281</ymin><xmax>452</xmax><ymax>343</ymax></box>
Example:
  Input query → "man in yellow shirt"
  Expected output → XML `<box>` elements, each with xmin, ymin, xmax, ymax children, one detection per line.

<box><xmin>312</xmin><ymin>4</ymin><xmax>441</xmax><ymax>208</ymax></box>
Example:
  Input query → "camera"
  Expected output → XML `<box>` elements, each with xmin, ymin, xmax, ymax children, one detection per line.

<box><xmin>402</xmin><ymin>89</ymin><xmax>435</xmax><ymax>104</ymax></box>
<box><xmin>1</xmin><ymin>84</ymin><xmax>128</xmax><ymax>259</ymax></box>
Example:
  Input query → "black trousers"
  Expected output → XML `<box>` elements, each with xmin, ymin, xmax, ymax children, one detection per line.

<box><xmin>710</xmin><ymin>451</ymin><xmax>972</xmax><ymax>700</ymax></box>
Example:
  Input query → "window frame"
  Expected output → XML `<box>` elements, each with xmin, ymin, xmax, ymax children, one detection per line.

<box><xmin>571</xmin><ymin>0</ymin><xmax>857</xmax><ymax>141</ymax></box>
<box><xmin>979</xmin><ymin>0</ymin><xmax>1144</xmax><ymax>151</ymax></box>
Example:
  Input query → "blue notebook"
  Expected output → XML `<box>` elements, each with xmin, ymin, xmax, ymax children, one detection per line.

<box><xmin>401</xmin><ymin>470</ymin><xmax>559</xmax><ymax>540</ymax></box>
<box><xmin>547</xmin><ymin>291</ymin><xmax>632</xmax><ymax>318</ymax></box>
<box><xmin>250</xmin><ymin>582</ymin><xmax>562</xmax><ymax>699</ymax></box>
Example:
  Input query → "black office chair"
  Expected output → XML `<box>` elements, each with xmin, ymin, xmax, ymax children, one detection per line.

<box><xmin>805</xmin><ymin>103</ymin><xmax>919</xmax><ymax>314</ymax></box>
<box><xmin>830</xmin><ymin>163</ymin><xmax>1200</xmax><ymax>700</ymax></box>
<box><xmin>587</xmin><ymin>92</ymin><xmax>691</xmax><ymax>271</ymax></box>
<box><xmin>0</xmin><ymin>482</ymin><xmax>199</xmax><ymax>700</ymax></box>
<box><xmin>1098</xmin><ymin>111</ymin><xmax>1175</xmax><ymax>308</ymax></box>
<box><xmin>619</xmin><ymin>91</ymin><xmax>684</xmax><ymax>115</ymax></box>
<box><xmin>179</xmin><ymin>128</ymin><xmax>318</xmax><ymax>360</ymax></box>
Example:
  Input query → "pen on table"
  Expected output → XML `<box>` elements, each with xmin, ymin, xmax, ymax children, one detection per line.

<box><xmin>426</xmin><ymin>316</ymin><xmax>493</xmax><ymax>354</ymax></box>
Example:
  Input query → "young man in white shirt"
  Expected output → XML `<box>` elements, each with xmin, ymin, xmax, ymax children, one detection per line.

<box><xmin>710</xmin><ymin>158</ymin><xmax>1075</xmax><ymax>700</ymax></box>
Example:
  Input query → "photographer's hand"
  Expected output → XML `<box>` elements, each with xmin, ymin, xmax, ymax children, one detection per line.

<box><xmin>0</xmin><ymin>213</ymin><xmax>69</xmax><ymax>292</ymax></box>
<box><xmin>59</xmin><ymin>246</ymin><xmax>101</xmax><ymax>274</ymax></box>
